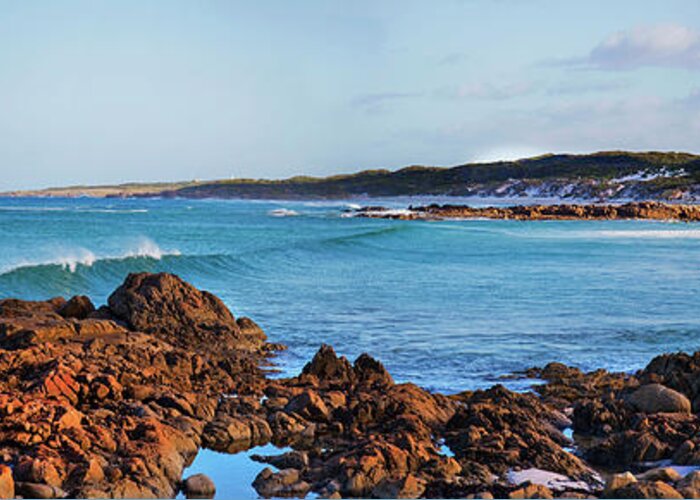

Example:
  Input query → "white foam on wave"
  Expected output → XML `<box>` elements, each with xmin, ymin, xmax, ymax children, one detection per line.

<box><xmin>56</xmin><ymin>248</ymin><xmax>98</xmax><ymax>272</ymax></box>
<box><xmin>78</xmin><ymin>208</ymin><xmax>149</xmax><ymax>214</ymax></box>
<box><xmin>585</xmin><ymin>229</ymin><xmax>700</xmax><ymax>239</ymax></box>
<box><xmin>343</xmin><ymin>208</ymin><xmax>416</xmax><ymax>219</ymax></box>
<box><xmin>268</xmin><ymin>208</ymin><xmax>299</xmax><ymax>217</ymax></box>
<box><xmin>0</xmin><ymin>206</ymin><xmax>70</xmax><ymax>212</ymax></box>
<box><xmin>121</xmin><ymin>238</ymin><xmax>180</xmax><ymax>260</ymax></box>
<box><xmin>0</xmin><ymin>237</ymin><xmax>180</xmax><ymax>275</ymax></box>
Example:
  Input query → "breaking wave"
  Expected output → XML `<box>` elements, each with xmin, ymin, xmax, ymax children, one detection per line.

<box><xmin>0</xmin><ymin>238</ymin><xmax>180</xmax><ymax>275</ymax></box>
<box><xmin>268</xmin><ymin>208</ymin><xmax>299</xmax><ymax>217</ymax></box>
<box><xmin>584</xmin><ymin>229</ymin><xmax>700</xmax><ymax>239</ymax></box>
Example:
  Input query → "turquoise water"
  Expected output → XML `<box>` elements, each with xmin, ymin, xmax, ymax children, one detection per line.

<box><xmin>1</xmin><ymin>196</ymin><xmax>700</xmax><ymax>393</ymax></box>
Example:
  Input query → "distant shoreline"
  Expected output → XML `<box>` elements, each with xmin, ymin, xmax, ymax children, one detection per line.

<box><xmin>3</xmin><ymin>150</ymin><xmax>700</xmax><ymax>203</ymax></box>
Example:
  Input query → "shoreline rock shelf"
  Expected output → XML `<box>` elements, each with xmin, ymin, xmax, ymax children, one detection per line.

<box><xmin>0</xmin><ymin>273</ymin><xmax>699</xmax><ymax>498</ymax></box>
<box><xmin>351</xmin><ymin>201</ymin><xmax>700</xmax><ymax>222</ymax></box>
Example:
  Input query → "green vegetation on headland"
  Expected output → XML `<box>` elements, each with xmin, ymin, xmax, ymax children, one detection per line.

<box><xmin>5</xmin><ymin>151</ymin><xmax>700</xmax><ymax>201</ymax></box>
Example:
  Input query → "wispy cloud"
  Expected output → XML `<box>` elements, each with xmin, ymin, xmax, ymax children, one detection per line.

<box><xmin>546</xmin><ymin>79</ymin><xmax>631</xmax><ymax>95</ymax></box>
<box><xmin>436</xmin><ymin>52</ymin><xmax>469</xmax><ymax>66</ymax></box>
<box><xmin>681</xmin><ymin>86</ymin><xmax>700</xmax><ymax>106</ymax></box>
<box><xmin>557</xmin><ymin>23</ymin><xmax>700</xmax><ymax>70</ymax></box>
<box><xmin>436</xmin><ymin>77</ymin><xmax>630</xmax><ymax>102</ymax></box>
<box><xmin>432</xmin><ymin>87</ymin><xmax>700</xmax><ymax>158</ymax></box>
<box><xmin>351</xmin><ymin>91</ymin><xmax>422</xmax><ymax>113</ymax></box>
<box><xmin>437</xmin><ymin>81</ymin><xmax>535</xmax><ymax>100</ymax></box>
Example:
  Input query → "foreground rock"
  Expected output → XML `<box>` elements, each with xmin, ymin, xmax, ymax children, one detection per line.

<box><xmin>352</xmin><ymin>201</ymin><xmax>700</xmax><ymax>222</ymax></box>
<box><xmin>0</xmin><ymin>273</ymin><xmax>271</xmax><ymax>498</ymax></box>
<box><xmin>107</xmin><ymin>272</ymin><xmax>266</xmax><ymax>350</ymax></box>
<box><xmin>6</xmin><ymin>272</ymin><xmax>700</xmax><ymax>498</ymax></box>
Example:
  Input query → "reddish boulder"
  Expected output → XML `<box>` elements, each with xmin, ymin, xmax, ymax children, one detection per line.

<box><xmin>107</xmin><ymin>273</ymin><xmax>262</xmax><ymax>350</ymax></box>
<box><xmin>628</xmin><ymin>384</ymin><xmax>691</xmax><ymax>414</ymax></box>
<box><xmin>183</xmin><ymin>473</ymin><xmax>216</xmax><ymax>499</ymax></box>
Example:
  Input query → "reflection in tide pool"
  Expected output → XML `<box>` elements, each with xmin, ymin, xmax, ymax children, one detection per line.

<box><xmin>178</xmin><ymin>443</ymin><xmax>292</xmax><ymax>499</ymax></box>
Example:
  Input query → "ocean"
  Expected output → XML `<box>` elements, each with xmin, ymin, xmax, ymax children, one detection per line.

<box><xmin>2</xmin><ymin>196</ymin><xmax>700</xmax><ymax>394</ymax></box>
<box><xmin>4</xmin><ymin>195</ymin><xmax>700</xmax><ymax>497</ymax></box>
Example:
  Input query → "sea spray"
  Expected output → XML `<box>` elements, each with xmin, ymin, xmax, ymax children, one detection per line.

<box><xmin>0</xmin><ymin>237</ymin><xmax>180</xmax><ymax>276</ymax></box>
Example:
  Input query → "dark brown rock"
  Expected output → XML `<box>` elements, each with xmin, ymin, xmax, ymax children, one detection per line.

<box><xmin>57</xmin><ymin>295</ymin><xmax>95</xmax><ymax>320</ymax></box>
<box><xmin>183</xmin><ymin>473</ymin><xmax>216</xmax><ymax>499</ymax></box>
<box><xmin>107</xmin><ymin>272</ymin><xmax>262</xmax><ymax>350</ymax></box>
<box><xmin>237</xmin><ymin>317</ymin><xmax>267</xmax><ymax>344</ymax></box>
<box><xmin>301</xmin><ymin>344</ymin><xmax>355</xmax><ymax>387</ymax></box>
<box><xmin>285</xmin><ymin>390</ymin><xmax>330</xmax><ymax>422</ymax></box>
<box><xmin>446</xmin><ymin>385</ymin><xmax>595</xmax><ymax>481</ymax></box>
<box><xmin>628</xmin><ymin>384</ymin><xmax>691</xmax><ymax>414</ymax></box>
<box><xmin>614</xmin><ymin>480</ymin><xmax>683</xmax><ymax>499</ymax></box>
<box><xmin>253</xmin><ymin>467</ymin><xmax>311</xmax><ymax>498</ymax></box>
<box><xmin>372</xmin><ymin>474</ymin><xmax>427</xmax><ymax>498</ymax></box>
<box><xmin>354</xmin><ymin>353</ymin><xmax>394</xmax><ymax>388</ymax></box>
<box><xmin>251</xmin><ymin>450</ymin><xmax>309</xmax><ymax>470</ymax></box>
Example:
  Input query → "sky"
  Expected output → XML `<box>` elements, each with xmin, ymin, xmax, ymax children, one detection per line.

<box><xmin>0</xmin><ymin>0</ymin><xmax>699</xmax><ymax>190</ymax></box>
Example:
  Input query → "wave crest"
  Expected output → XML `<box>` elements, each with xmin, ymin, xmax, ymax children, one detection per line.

<box><xmin>268</xmin><ymin>208</ymin><xmax>299</xmax><ymax>217</ymax></box>
<box><xmin>1</xmin><ymin>238</ymin><xmax>180</xmax><ymax>275</ymax></box>
<box><xmin>587</xmin><ymin>229</ymin><xmax>700</xmax><ymax>239</ymax></box>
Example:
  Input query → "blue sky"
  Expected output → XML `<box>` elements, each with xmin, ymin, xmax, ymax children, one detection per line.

<box><xmin>0</xmin><ymin>0</ymin><xmax>699</xmax><ymax>190</ymax></box>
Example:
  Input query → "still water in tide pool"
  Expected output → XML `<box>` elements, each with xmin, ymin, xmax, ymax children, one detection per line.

<box><xmin>1</xmin><ymin>196</ymin><xmax>700</xmax><ymax>394</ymax></box>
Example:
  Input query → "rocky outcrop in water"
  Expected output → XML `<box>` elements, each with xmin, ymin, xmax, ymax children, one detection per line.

<box><xmin>107</xmin><ymin>272</ymin><xmax>266</xmax><ymax>351</ymax></box>
<box><xmin>3</xmin><ymin>273</ymin><xmax>700</xmax><ymax>498</ymax></box>
<box><xmin>353</xmin><ymin>201</ymin><xmax>700</xmax><ymax>222</ymax></box>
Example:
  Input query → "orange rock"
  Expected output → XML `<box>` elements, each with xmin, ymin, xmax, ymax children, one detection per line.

<box><xmin>615</xmin><ymin>480</ymin><xmax>683</xmax><ymax>499</ymax></box>
<box><xmin>372</xmin><ymin>474</ymin><xmax>427</xmax><ymax>498</ymax></box>
<box><xmin>0</xmin><ymin>465</ymin><xmax>14</xmax><ymax>499</ymax></box>
<box><xmin>14</xmin><ymin>456</ymin><xmax>63</xmax><ymax>488</ymax></box>
<box><xmin>40</xmin><ymin>365</ymin><xmax>81</xmax><ymax>405</ymax></box>
<box><xmin>508</xmin><ymin>483</ymin><xmax>554</xmax><ymax>499</ymax></box>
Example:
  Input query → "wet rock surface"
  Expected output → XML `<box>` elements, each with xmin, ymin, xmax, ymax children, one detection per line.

<box><xmin>2</xmin><ymin>272</ymin><xmax>700</xmax><ymax>498</ymax></box>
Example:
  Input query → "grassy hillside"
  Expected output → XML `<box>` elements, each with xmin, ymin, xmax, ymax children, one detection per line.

<box><xmin>4</xmin><ymin>151</ymin><xmax>700</xmax><ymax>200</ymax></box>
<box><xmin>167</xmin><ymin>151</ymin><xmax>700</xmax><ymax>199</ymax></box>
